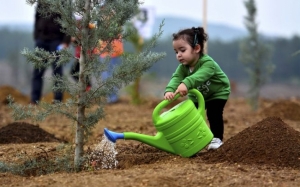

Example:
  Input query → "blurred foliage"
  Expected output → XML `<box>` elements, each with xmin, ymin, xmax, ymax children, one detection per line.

<box><xmin>0</xmin><ymin>28</ymin><xmax>300</xmax><ymax>87</ymax></box>
<box><xmin>239</xmin><ymin>0</ymin><xmax>274</xmax><ymax>110</ymax></box>
<box><xmin>123</xmin><ymin>22</ymin><xmax>145</xmax><ymax>104</ymax></box>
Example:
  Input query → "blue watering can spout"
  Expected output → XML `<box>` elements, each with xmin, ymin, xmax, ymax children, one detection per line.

<box><xmin>104</xmin><ymin>128</ymin><xmax>124</xmax><ymax>143</ymax></box>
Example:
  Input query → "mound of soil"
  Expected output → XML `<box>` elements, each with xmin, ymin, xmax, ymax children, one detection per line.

<box><xmin>202</xmin><ymin>117</ymin><xmax>300</xmax><ymax>169</ymax></box>
<box><xmin>0</xmin><ymin>85</ymin><xmax>30</xmax><ymax>105</ymax></box>
<box><xmin>0</xmin><ymin>122</ymin><xmax>63</xmax><ymax>144</ymax></box>
<box><xmin>260</xmin><ymin>100</ymin><xmax>300</xmax><ymax>121</ymax></box>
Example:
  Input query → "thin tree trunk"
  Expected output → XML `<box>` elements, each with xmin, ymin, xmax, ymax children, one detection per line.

<box><xmin>74</xmin><ymin>0</ymin><xmax>90</xmax><ymax>169</ymax></box>
<box><xmin>74</xmin><ymin>103</ymin><xmax>85</xmax><ymax>168</ymax></box>
<box><xmin>74</xmin><ymin>51</ymin><xmax>87</xmax><ymax>168</ymax></box>
<box><xmin>131</xmin><ymin>37</ymin><xmax>143</xmax><ymax>104</ymax></box>
<box><xmin>132</xmin><ymin>76</ymin><xmax>141</xmax><ymax>104</ymax></box>
<box><xmin>252</xmin><ymin>64</ymin><xmax>260</xmax><ymax>111</ymax></box>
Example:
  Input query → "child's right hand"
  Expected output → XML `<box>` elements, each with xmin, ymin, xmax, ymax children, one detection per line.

<box><xmin>164</xmin><ymin>92</ymin><xmax>175</xmax><ymax>100</ymax></box>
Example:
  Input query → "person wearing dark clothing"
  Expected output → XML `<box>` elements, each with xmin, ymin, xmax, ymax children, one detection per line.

<box><xmin>31</xmin><ymin>2</ymin><xmax>71</xmax><ymax>104</ymax></box>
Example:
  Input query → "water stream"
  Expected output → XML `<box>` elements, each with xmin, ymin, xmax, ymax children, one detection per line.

<box><xmin>89</xmin><ymin>135</ymin><xmax>118</xmax><ymax>169</ymax></box>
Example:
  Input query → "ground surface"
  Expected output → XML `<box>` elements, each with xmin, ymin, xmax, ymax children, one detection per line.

<box><xmin>1</xmin><ymin>85</ymin><xmax>300</xmax><ymax>187</ymax></box>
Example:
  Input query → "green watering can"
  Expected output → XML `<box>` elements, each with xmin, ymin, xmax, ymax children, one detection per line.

<box><xmin>104</xmin><ymin>89</ymin><xmax>213</xmax><ymax>157</ymax></box>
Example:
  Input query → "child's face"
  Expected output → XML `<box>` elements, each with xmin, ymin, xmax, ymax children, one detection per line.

<box><xmin>173</xmin><ymin>38</ymin><xmax>200</xmax><ymax>67</ymax></box>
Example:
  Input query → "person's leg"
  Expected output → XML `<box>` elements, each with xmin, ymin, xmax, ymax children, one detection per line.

<box><xmin>205</xmin><ymin>99</ymin><xmax>227</xmax><ymax>141</ymax></box>
<box><xmin>31</xmin><ymin>40</ymin><xmax>48</xmax><ymax>103</ymax></box>
<box><xmin>108</xmin><ymin>57</ymin><xmax>121</xmax><ymax>102</ymax></box>
<box><xmin>71</xmin><ymin>59</ymin><xmax>91</xmax><ymax>90</ymax></box>
<box><xmin>50</xmin><ymin>40</ymin><xmax>64</xmax><ymax>102</ymax></box>
<box><xmin>31</xmin><ymin>68</ymin><xmax>46</xmax><ymax>103</ymax></box>
<box><xmin>52</xmin><ymin>64</ymin><xmax>63</xmax><ymax>102</ymax></box>
<box><xmin>101</xmin><ymin>57</ymin><xmax>121</xmax><ymax>103</ymax></box>
<box><xmin>70</xmin><ymin>59</ymin><xmax>80</xmax><ymax>82</ymax></box>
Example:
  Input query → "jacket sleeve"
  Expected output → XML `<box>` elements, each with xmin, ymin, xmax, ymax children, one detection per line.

<box><xmin>165</xmin><ymin>65</ymin><xmax>185</xmax><ymax>93</ymax></box>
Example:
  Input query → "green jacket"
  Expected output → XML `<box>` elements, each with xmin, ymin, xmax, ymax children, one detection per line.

<box><xmin>165</xmin><ymin>55</ymin><xmax>231</xmax><ymax>102</ymax></box>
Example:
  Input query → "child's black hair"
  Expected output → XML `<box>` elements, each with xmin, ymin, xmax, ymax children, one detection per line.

<box><xmin>172</xmin><ymin>27</ymin><xmax>208</xmax><ymax>57</ymax></box>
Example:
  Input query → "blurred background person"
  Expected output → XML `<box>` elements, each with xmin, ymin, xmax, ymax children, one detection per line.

<box><xmin>95</xmin><ymin>2</ymin><xmax>124</xmax><ymax>104</ymax></box>
<box><xmin>99</xmin><ymin>38</ymin><xmax>124</xmax><ymax>104</ymax></box>
<box><xmin>30</xmin><ymin>1</ymin><xmax>71</xmax><ymax>104</ymax></box>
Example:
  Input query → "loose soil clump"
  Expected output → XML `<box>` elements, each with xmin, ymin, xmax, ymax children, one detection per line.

<box><xmin>202</xmin><ymin>117</ymin><xmax>300</xmax><ymax>169</ymax></box>
<box><xmin>0</xmin><ymin>122</ymin><xmax>63</xmax><ymax>144</ymax></box>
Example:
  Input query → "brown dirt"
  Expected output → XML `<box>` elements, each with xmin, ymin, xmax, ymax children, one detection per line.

<box><xmin>0</xmin><ymin>85</ymin><xmax>72</xmax><ymax>105</ymax></box>
<box><xmin>1</xmin><ymin>85</ymin><xmax>300</xmax><ymax>186</ymax></box>
<box><xmin>260</xmin><ymin>100</ymin><xmax>300</xmax><ymax>121</ymax></box>
<box><xmin>0</xmin><ymin>85</ymin><xmax>30</xmax><ymax>105</ymax></box>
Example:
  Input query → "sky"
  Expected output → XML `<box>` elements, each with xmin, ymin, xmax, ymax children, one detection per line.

<box><xmin>0</xmin><ymin>0</ymin><xmax>299</xmax><ymax>38</ymax></box>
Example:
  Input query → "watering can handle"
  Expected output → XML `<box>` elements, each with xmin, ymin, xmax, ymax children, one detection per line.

<box><xmin>152</xmin><ymin>89</ymin><xmax>205</xmax><ymax>123</ymax></box>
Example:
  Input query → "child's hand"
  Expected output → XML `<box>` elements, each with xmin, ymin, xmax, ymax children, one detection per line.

<box><xmin>164</xmin><ymin>92</ymin><xmax>175</xmax><ymax>100</ymax></box>
<box><xmin>175</xmin><ymin>83</ymin><xmax>188</xmax><ymax>97</ymax></box>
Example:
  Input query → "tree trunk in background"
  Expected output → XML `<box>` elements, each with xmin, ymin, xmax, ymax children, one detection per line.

<box><xmin>131</xmin><ymin>37</ymin><xmax>144</xmax><ymax>104</ymax></box>
<box><xmin>132</xmin><ymin>76</ymin><xmax>141</xmax><ymax>104</ymax></box>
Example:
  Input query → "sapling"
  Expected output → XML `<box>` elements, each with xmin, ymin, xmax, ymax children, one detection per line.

<box><xmin>9</xmin><ymin>0</ymin><xmax>165</xmax><ymax>170</ymax></box>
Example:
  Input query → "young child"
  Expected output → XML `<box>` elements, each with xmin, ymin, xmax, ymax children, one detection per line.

<box><xmin>164</xmin><ymin>27</ymin><xmax>231</xmax><ymax>150</ymax></box>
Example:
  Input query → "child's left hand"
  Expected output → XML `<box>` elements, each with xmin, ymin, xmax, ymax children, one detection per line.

<box><xmin>175</xmin><ymin>83</ymin><xmax>188</xmax><ymax>97</ymax></box>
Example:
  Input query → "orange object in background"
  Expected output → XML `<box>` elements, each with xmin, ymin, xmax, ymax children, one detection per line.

<box><xmin>97</xmin><ymin>39</ymin><xmax>124</xmax><ymax>58</ymax></box>
<box><xmin>88</xmin><ymin>23</ymin><xmax>96</xmax><ymax>29</ymax></box>
<box><xmin>87</xmin><ymin>22</ymin><xmax>123</xmax><ymax>58</ymax></box>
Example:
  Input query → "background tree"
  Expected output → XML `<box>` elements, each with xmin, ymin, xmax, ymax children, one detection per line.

<box><xmin>292</xmin><ymin>49</ymin><xmax>300</xmax><ymax>56</ymax></box>
<box><xmin>9</xmin><ymin>0</ymin><xmax>165</xmax><ymax>170</ymax></box>
<box><xmin>239</xmin><ymin>0</ymin><xmax>274</xmax><ymax>110</ymax></box>
<box><xmin>124</xmin><ymin>21</ymin><xmax>145</xmax><ymax>104</ymax></box>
